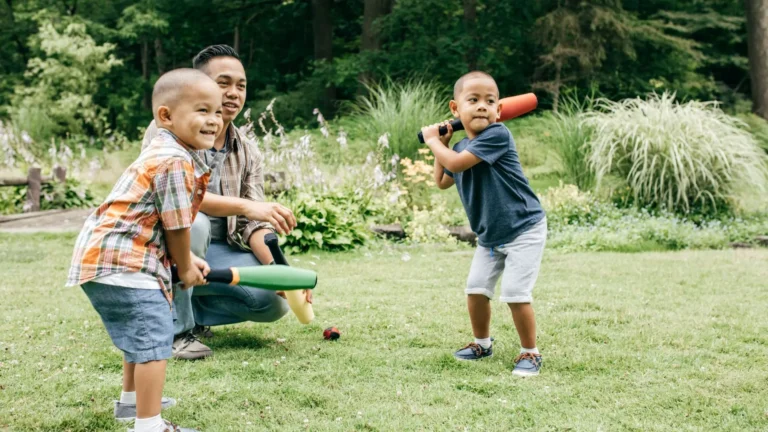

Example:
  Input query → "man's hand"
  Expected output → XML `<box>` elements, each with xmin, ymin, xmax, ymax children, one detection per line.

<box><xmin>421</xmin><ymin>120</ymin><xmax>454</xmax><ymax>147</ymax></box>
<box><xmin>243</xmin><ymin>202</ymin><xmax>297</xmax><ymax>235</ymax></box>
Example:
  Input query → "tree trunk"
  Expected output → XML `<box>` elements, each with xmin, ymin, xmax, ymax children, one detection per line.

<box><xmin>552</xmin><ymin>60</ymin><xmax>562</xmax><ymax>113</ymax></box>
<box><xmin>463</xmin><ymin>0</ymin><xmax>477</xmax><ymax>71</ymax></box>
<box><xmin>141</xmin><ymin>41</ymin><xmax>151</xmax><ymax>111</ymax></box>
<box><xmin>234</xmin><ymin>23</ymin><xmax>240</xmax><ymax>54</ymax></box>
<box><xmin>154</xmin><ymin>38</ymin><xmax>166</xmax><ymax>75</ymax></box>
<box><xmin>746</xmin><ymin>0</ymin><xmax>768</xmax><ymax>119</ymax></box>
<box><xmin>361</xmin><ymin>0</ymin><xmax>393</xmax><ymax>51</ymax></box>
<box><xmin>359</xmin><ymin>0</ymin><xmax>394</xmax><ymax>92</ymax></box>
<box><xmin>312</xmin><ymin>0</ymin><xmax>335</xmax><ymax>112</ymax></box>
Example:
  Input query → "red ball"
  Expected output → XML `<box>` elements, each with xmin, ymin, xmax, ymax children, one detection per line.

<box><xmin>323</xmin><ymin>327</ymin><xmax>340</xmax><ymax>340</ymax></box>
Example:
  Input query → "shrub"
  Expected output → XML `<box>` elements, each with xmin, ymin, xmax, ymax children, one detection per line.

<box><xmin>0</xmin><ymin>178</ymin><xmax>97</xmax><ymax>215</ymax></box>
<box><xmin>549</xmin><ymin>95</ymin><xmax>597</xmax><ymax>190</ymax></box>
<box><xmin>583</xmin><ymin>92</ymin><xmax>768</xmax><ymax>215</ymax></box>
<box><xmin>345</xmin><ymin>79</ymin><xmax>450</xmax><ymax>159</ymax></box>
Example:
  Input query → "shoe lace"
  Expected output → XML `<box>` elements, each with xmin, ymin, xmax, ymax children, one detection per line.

<box><xmin>462</xmin><ymin>342</ymin><xmax>483</xmax><ymax>357</ymax></box>
<box><xmin>514</xmin><ymin>352</ymin><xmax>540</xmax><ymax>366</ymax></box>
<box><xmin>162</xmin><ymin>420</ymin><xmax>181</xmax><ymax>432</ymax></box>
<box><xmin>182</xmin><ymin>332</ymin><xmax>199</xmax><ymax>344</ymax></box>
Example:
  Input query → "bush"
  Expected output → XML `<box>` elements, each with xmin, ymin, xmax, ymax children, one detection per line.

<box><xmin>548</xmin><ymin>95</ymin><xmax>596</xmax><ymax>190</ymax></box>
<box><xmin>583</xmin><ymin>92</ymin><xmax>768</xmax><ymax>215</ymax></box>
<box><xmin>0</xmin><ymin>178</ymin><xmax>97</xmax><ymax>215</ymax></box>
<box><xmin>344</xmin><ymin>79</ymin><xmax>450</xmax><ymax>159</ymax></box>
<box><xmin>278</xmin><ymin>190</ymin><xmax>373</xmax><ymax>254</ymax></box>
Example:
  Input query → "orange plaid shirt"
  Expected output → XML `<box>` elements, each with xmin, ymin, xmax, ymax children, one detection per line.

<box><xmin>67</xmin><ymin>129</ymin><xmax>210</xmax><ymax>303</ymax></box>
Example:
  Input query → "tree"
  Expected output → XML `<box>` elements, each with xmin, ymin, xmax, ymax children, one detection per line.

<box><xmin>463</xmin><ymin>0</ymin><xmax>477</xmax><ymax>71</ymax></box>
<box><xmin>533</xmin><ymin>0</ymin><xmax>634</xmax><ymax>111</ymax></box>
<box><xmin>745</xmin><ymin>0</ymin><xmax>768</xmax><ymax>119</ymax></box>
<box><xmin>312</xmin><ymin>0</ymin><xmax>335</xmax><ymax>111</ymax></box>
<box><xmin>118</xmin><ymin>3</ymin><xmax>168</xmax><ymax>110</ymax></box>
<box><xmin>359</xmin><ymin>0</ymin><xmax>394</xmax><ymax>89</ymax></box>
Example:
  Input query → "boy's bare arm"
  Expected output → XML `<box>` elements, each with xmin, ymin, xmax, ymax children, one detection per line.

<box><xmin>165</xmin><ymin>228</ymin><xmax>206</xmax><ymax>288</ymax></box>
<box><xmin>421</xmin><ymin>123</ymin><xmax>482</xmax><ymax>174</ymax></box>
<box><xmin>433</xmin><ymin>156</ymin><xmax>455</xmax><ymax>189</ymax></box>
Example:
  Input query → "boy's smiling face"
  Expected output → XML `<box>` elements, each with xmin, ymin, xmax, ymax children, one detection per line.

<box><xmin>450</xmin><ymin>76</ymin><xmax>502</xmax><ymax>139</ymax></box>
<box><xmin>158</xmin><ymin>79</ymin><xmax>223</xmax><ymax>151</ymax></box>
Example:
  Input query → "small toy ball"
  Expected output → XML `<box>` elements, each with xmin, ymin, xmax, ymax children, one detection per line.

<box><xmin>323</xmin><ymin>327</ymin><xmax>340</xmax><ymax>340</ymax></box>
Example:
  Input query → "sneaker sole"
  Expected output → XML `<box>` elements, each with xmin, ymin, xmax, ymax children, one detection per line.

<box><xmin>512</xmin><ymin>369</ymin><xmax>540</xmax><ymax>377</ymax></box>
<box><xmin>453</xmin><ymin>353</ymin><xmax>493</xmax><ymax>361</ymax></box>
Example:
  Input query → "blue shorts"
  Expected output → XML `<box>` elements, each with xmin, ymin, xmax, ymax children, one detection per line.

<box><xmin>82</xmin><ymin>282</ymin><xmax>174</xmax><ymax>363</ymax></box>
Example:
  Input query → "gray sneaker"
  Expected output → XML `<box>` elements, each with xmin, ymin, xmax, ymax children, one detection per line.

<box><xmin>512</xmin><ymin>352</ymin><xmax>542</xmax><ymax>377</ymax></box>
<box><xmin>172</xmin><ymin>333</ymin><xmax>212</xmax><ymax>360</ymax></box>
<box><xmin>114</xmin><ymin>397</ymin><xmax>176</xmax><ymax>422</ymax></box>
<box><xmin>192</xmin><ymin>325</ymin><xmax>213</xmax><ymax>339</ymax></box>
<box><xmin>128</xmin><ymin>419</ymin><xmax>199</xmax><ymax>432</ymax></box>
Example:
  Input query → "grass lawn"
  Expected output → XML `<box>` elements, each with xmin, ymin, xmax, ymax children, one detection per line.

<box><xmin>1</xmin><ymin>233</ymin><xmax>767</xmax><ymax>431</ymax></box>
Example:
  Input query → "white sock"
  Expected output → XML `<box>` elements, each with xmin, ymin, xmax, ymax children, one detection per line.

<box><xmin>474</xmin><ymin>337</ymin><xmax>492</xmax><ymax>349</ymax></box>
<box><xmin>119</xmin><ymin>391</ymin><xmax>136</xmax><ymax>404</ymax></box>
<box><xmin>134</xmin><ymin>414</ymin><xmax>165</xmax><ymax>432</ymax></box>
<box><xmin>520</xmin><ymin>346</ymin><xmax>539</xmax><ymax>355</ymax></box>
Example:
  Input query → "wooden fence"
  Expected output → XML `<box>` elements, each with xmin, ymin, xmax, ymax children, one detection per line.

<box><xmin>0</xmin><ymin>166</ymin><xmax>67</xmax><ymax>212</ymax></box>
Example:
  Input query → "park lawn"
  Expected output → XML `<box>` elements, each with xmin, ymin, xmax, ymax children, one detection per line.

<box><xmin>1</xmin><ymin>233</ymin><xmax>767</xmax><ymax>431</ymax></box>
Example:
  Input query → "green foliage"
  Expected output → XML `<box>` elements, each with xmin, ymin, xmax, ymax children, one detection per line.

<box><xmin>548</xmin><ymin>94</ymin><xmax>597</xmax><ymax>190</ymax></box>
<box><xmin>10</xmin><ymin>17</ymin><xmax>122</xmax><ymax>141</ymax></box>
<box><xmin>345</xmin><ymin>79</ymin><xmax>450</xmax><ymax>159</ymax></box>
<box><xmin>736</xmin><ymin>113</ymin><xmax>768</xmax><ymax>155</ymax></box>
<box><xmin>584</xmin><ymin>92</ymin><xmax>768</xmax><ymax>215</ymax></box>
<box><xmin>541</xmin><ymin>183</ymin><xmax>768</xmax><ymax>252</ymax></box>
<box><xmin>0</xmin><ymin>178</ymin><xmax>97</xmax><ymax>215</ymax></box>
<box><xmin>278</xmin><ymin>190</ymin><xmax>372</xmax><ymax>254</ymax></box>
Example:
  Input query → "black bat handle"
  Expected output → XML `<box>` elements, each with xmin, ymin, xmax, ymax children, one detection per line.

<box><xmin>170</xmin><ymin>266</ymin><xmax>234</xmax><ymax>285</ymax></box>
<box><xmin>264</xmin><ymin>232</ymin><xmax>289</xmax><ymax>266</ymax></box>
<box><xmin>417</xmin><ymin>118</ymin><xmax>464</xmax><ymax>143</ymax></box>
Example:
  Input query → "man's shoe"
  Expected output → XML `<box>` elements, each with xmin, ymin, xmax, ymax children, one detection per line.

<box><xmin>172</xmin><ymin>333</ymin><xmax>212</xmax><ymax>360</ymax></box>
<box><xmin>453</xmin><ymin>342</ymin><xmax>493</xmax><ymax>361</ymax></box>
<box><xmin>192</xmin><ymin>325</ymin><xmax>213</xmax><ymax>338</ymax></box>
<box><xmin>512</xmin><ymin>352</ymin><xmax>542</xmax><ymax>377</ymax></box>
<box><xmin>114</xmin><ymin>397</ymin><xmax>176</xmax><ymax>422</ymax></box>
<box><xmin>128</xmin><ymin>419</ymin><xmax>199</xmax><ymax>432</ymax></box>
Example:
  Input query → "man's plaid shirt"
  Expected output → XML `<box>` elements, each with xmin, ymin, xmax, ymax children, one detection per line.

<box><xmin>67</xmin><ymin>130</ymin><xmax>211</xmax><ymax>303</ymax></box>
<box><xmin>143</xmin><ymin>121</ymin><xmax>272</xmax><ymax>250</ymax></box>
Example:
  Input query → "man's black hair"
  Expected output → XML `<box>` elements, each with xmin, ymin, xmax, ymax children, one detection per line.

<box><xmin>192</xmin><ymin>44</ymin><xmax>241</xmax><ymax>70</ymax></box>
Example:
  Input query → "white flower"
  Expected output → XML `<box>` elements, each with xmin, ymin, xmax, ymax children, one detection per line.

<box><xmin>378</xmin><ymin>133</ymin><xmax>390</xmax><ymax>149</ymax></box>
<box><xmin>21</xmin><ymin>131</ymin><xmax>32</xmax><ymax>144</ymax></box>
<box><xmin>320</xmin><ymin>126</ymin><xmax>329</xmax><ymax>138</ymax></box>
<box><xmin>336</xmin><ymin>129</ymin><xmax>348</xmax><ymax>149</ymax></box>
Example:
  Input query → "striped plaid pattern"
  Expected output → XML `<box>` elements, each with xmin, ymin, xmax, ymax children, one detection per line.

<box><xmin>143</xmin><ymin>121</ymin><xmax>272</xmax><ymax>250</ymax></box>
<box><xmin>67</xmin><ymin>129</ymin><xmax>210</xmax><ymax>303</ymax></box>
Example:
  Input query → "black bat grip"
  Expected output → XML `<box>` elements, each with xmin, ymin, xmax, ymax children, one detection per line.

<box><xmin>264</xmin><ymin>232</ymin><xmax>289</xmax><ymax>266</ymax></box>
<box><xmin>417</xmin><ymin>118</ymin><xmax>464</xmax><ymax>143</ymax></box>
<box><xmin>170</xmin><ymin>266</ymin><xmax>233</xmax><ymax>284</ymax></box>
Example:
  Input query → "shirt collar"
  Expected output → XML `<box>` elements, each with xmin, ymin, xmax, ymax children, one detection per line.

<box><xmin>157</xmin><ymin>128</ymin><xmax>211</xmax><ymax>178</ymax></box>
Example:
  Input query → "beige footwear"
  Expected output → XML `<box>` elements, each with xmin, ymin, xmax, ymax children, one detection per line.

<box><xmin>172</xmin><ymin>333</ymin><xmax>212</xmax><ymax>360</ymax></box>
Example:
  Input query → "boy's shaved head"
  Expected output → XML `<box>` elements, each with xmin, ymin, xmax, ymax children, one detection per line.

<box><xmin>453</xmin><ymin>71</ymin><xmax>499</xmax><ymax>100</ymax></box>
<box><xmin>152</xmin><ymin>68</ymin><xmax>214</xmax><ymax>116</ymax></box>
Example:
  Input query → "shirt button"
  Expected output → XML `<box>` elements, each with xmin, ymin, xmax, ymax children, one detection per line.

<box><xmin>197</xmin><ymin>190</ymin><xmax>203</xmax><ymax>195</ymax></box>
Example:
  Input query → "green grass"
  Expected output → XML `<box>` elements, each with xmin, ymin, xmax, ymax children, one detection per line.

<box><xmin>2</xmin><ymin>233</ymin><xmax>768</xmax><ymax>431</ymax></box>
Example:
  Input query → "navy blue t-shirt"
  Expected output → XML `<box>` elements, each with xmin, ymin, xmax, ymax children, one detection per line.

<box><xmin>445</xmin><ymin>123</ymin><xmax>545</xmax><ymax>247</ymax></box>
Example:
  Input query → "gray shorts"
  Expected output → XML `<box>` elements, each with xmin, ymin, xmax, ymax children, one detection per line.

<box><xmin>466</xmin><ymin>218</ymin><xmax>547</xmax><ymax>303</ymax></box>
<box><xmin>82</xmin><ymin>281</ymin><xmax>174</xmax><ymax>363</ymax></box>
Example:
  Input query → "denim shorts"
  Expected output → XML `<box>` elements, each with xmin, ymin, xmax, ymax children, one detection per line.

<box><xmin>82</xmin><ymin>281</ymin><xmax>174</xmax><ymax>363</ymax></box>
<box><xmin>465</xmin><ymin>217</ymin><xmax>547</xmax><ymax>303</ymax></box>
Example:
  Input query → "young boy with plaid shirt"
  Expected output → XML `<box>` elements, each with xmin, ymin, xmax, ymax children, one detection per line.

<box><xmin>66</xmin><ymin>69</ymin><xmax>223</xmax><ymax>432</ymax></box>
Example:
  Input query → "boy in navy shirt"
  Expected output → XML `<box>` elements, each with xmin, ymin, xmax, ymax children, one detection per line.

<box><xmin>421</xmin><ymin>71</ymin><xmax>547</xmax><ymax>376</ymax></box>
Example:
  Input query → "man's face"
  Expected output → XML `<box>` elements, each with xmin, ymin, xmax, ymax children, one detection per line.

<box><xmin>203</xmin><ymin>56</ymin><xmax>247</xmax><ymax>124</ymax></box>
<box><xmin>450</xmin><ymin>77</ymin><xmax>501</xmax><ymax>136</ymax></box>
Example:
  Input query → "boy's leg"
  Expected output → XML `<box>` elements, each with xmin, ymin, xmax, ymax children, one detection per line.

<box><xmin>498</xmin><ymin>218</ymin><xmax>547</xmax><ymax>375</ymax></box>
<box><xmin>134</xmin><ymin>360</ymin><xmax>166</xmax><ymax>418</ymax></box>
<box><xmin>454</xmin><ymin>246</ymin><xmax>504</xmax><ymax>360</ymax></box>
<box><xmin>191</xmin><ymin>242</ymin><xmax>289</xmax><ymax>326</ymax></box>
<box><xmin>123</xmin><ymin>359</ymin><xmax>135</xmax><ymax>392</ymax></box>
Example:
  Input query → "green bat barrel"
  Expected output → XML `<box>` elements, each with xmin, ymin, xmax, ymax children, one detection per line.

<box><xmin>231</xmin><ymin>265</ymin><xmax>317</xmax><ymax>290</ymax></box>
<box><xmin>172</xmin><ymin>265</ymin><xmax>317</xmax><ymax>291</ymax></box>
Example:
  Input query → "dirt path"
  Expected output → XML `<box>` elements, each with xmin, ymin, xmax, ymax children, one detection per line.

<box><xmin>0</xmin><ymin>208</ymin><xmax>95</xmax><ymax>233</ymax></box>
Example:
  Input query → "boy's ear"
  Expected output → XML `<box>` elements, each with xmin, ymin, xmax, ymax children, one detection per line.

<box><xmin>496</xmin><ymin>102</ymin><xmax>503</xmax><ymax>121</ymax></box>
<box><xmin>449</xmin><ymin>100</ymin><xmax>459</xmax><ymax>117</ymax></box>
<box><xmin>156</xmin><ymin>106</ymin><xmax>172</xmax><ymax>126</ymax></box>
